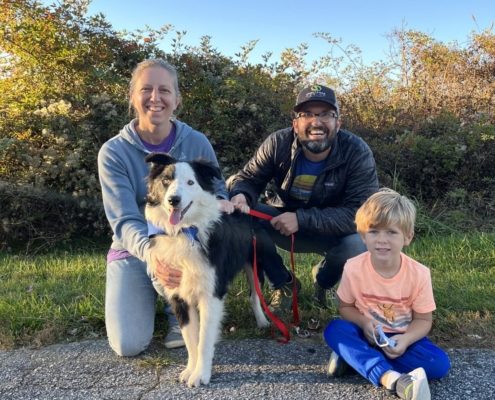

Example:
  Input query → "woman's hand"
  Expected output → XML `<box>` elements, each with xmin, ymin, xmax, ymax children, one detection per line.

<box><xmin>218</xmin><ymin>199</ymin><xmax>235</xmax><ymax>214</ymax></box>
<box><xmin>148</xmin><ymin>249</ymin><xmax>182</xmax><ymax>289</ymax></box>
<box><xmin>230</xmin><ymin>194</ymin><xmax>250</xmax><ymax>214</ymax></box>
<box><xmin>154</xmin><ymin>260</ymin><xmax>182</xmax><ymax>289</ymax></box>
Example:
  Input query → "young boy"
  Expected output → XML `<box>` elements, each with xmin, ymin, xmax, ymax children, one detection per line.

<box><xmin>323</xmin><ymin>189</ymin><xmax>450</xmax><ymax>400</ymax></box>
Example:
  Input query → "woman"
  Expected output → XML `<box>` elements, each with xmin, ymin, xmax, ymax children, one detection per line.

<box><xmin>98</xmin><ymin>59</ymin><xmax>232</xmax><ymax>356</ymax></box>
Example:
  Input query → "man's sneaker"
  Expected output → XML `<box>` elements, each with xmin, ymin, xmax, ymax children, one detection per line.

<box><xmin>164</xmin><ymin>324</ymin><xmax>185</xmax><ymax>349</ymax></box>
<box><xmin>395</xmin><ymin>367</ymin><xmax>431</xmax><ymax>400</ymax></box>
<box><xmin>327</xmin><ymin>350</ymin><xmax>350</xmax><ymax>377</ymax></box>
<box><xmin>269</xmin><ymin>275</ymin><xmax>301</xmax><ymax>315</ymax></box>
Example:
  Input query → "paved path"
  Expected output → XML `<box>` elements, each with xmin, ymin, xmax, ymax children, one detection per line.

<box><xmin>1</xmin><ymin>338</ymin><xmax>493</xmax><ymax>399</ymax></box>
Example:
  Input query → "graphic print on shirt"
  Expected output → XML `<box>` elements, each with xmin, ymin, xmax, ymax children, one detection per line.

<box><xmin>289</xmin><ymin>155</ymin><xmax>325</xmax><ymax>202</ymax></box>
<box><xmin>378</xmin><ymin>303</ymin><xmax>396</xmax><ymax>322</ymax></box>
<box><xmin>290</xmin><ymin>174</ymin><xmax>317</xmax><ymax>202</ymax></box>
<box><xmin>364</xmin><ymin>293</ymin><xmax>412</xmax><ymax>330</ymax></box>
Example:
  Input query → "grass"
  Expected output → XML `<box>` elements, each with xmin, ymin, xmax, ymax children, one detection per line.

<box><xmin>0</xmin><ymin>233</ymin><xmax>493</xmax><ymax>350</ymax></box>
<box><xmin>0</xmin><ymin>239</ymin><xmax>108</xmax><ymax>348</ymax></box>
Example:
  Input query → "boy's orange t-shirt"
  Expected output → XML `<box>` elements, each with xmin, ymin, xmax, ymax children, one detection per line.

<box><xmin>337</xmin><ymin>251</ymin><xmax>436</xmax><ymax>333</ymax></box>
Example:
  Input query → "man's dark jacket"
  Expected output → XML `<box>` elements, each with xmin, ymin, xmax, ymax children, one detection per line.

<box><xmin>229</xmin><ymin>127</ymin><xmax>379</xmax><ymax>236</ymax></box>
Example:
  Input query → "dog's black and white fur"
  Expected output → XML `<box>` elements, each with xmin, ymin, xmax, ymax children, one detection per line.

<box><xmin>145</xmin><ymin>152</ymin><xmax>273</xmax><ymax>387</ymax></box>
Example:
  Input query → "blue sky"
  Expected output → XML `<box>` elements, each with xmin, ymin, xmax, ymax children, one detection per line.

<box><xmin>82</xmin><ymin>0</ymin><xmax>494</xmax><ymax>65</ymax></box>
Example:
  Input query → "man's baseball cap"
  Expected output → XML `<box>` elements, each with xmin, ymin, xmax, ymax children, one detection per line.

<box><xmin>294</xmin><ymin>84</ymin><xmax>339</xmax><ymax>114</ymax></box>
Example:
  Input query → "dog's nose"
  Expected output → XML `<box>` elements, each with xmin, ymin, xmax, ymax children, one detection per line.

<box><xmin>168</xmin><ymin>195</ymin><xmax>181</xmax><ymax>207</ymax></box>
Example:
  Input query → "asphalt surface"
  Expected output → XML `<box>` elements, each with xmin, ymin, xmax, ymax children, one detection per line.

<box><xmin>1</xmin><ymin>337</ymin><xmax>493</xmax><ymax>400</ymax></box>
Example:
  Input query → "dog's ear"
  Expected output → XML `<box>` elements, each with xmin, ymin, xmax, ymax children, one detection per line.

<box><xmin>145</xmin><ymin>152</ymin><xmax>176</xmax><ymax>181</ymax></box>
<box><xmin>145</xmin><ymin>152</ymin><xmax>176</xmax><ymax>166</ymax></box>
<box><xmin>191</xmin><ymin>159</ymin><xmax>222</xmax><ymax>192</ymax></box>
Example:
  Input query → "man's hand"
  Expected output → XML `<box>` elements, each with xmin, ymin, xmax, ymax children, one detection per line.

<box><xmin>230</xmin><ymin>193</ymin><xmax>250</xmax><ymax>213</ymax></box>
<box><xmin>148</xmin><ymin>249</ymin><xmax>182</xmax><ymax>289</ymax></box>
<box><xmin>271</xmin><ymin>212</ymin><xmax>299</xmax><ymax>236</ymax></box>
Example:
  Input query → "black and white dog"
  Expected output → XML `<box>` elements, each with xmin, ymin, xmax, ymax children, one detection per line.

<box><xmin>145</xmin><ymin>153</ymin><xmax>274</xmax><ymax>387</ymax></box>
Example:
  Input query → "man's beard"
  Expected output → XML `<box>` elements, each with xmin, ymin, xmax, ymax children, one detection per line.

<box><xmin>299</xmin><ymin>127</ymin><xmax>335</xmax><ymax>154</ymax></box>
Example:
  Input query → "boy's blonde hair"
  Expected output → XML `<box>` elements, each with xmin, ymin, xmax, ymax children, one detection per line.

<box><xmin>355</xmin><ymin>189</ymin><xmax>416</xmax><ymax>235</ymax></box>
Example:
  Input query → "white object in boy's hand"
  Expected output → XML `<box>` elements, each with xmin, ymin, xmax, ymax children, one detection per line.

<box><xmin>373</xmin><ymin>324</ymin><xmax>397</xmax><ymax>348</ymax></box>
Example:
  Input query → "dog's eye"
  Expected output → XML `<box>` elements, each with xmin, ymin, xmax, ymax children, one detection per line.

<box><xmin>161</xmin><ymin>177</ymin><xmax>171</xmax><ymax>185</ymax></box>
<box><xmin>187</xmin><ymin>180</ymin><xmax>194</xmax><ymax>186</ymax></box>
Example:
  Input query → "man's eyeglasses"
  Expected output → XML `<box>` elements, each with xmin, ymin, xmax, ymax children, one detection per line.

<box><xmin>295</xmin><ymin>110</ymin><xmax>338</xmax><ymax>122</ymax></box>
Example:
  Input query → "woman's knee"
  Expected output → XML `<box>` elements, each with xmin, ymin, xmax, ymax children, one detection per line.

<box><xmin>108</xmin><ymin>333</ymin><xmax>151</xmax><ymax>357</ymax></box>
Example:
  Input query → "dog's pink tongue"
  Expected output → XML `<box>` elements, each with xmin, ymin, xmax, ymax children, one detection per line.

<box><xmin>169</xmin><ymin>209</ymin><xmax>182</xmax><ymax>225</ymax></box>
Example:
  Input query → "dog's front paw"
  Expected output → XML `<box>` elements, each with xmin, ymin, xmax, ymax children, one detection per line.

<box><xmin>179</xmin><ymin>367</ymin><xmax>193</xmax><ymax>383</ymax></box>
<box><xmin>187</xmin><ymin>368</ymin><xmax>211</xmax><ymax>387</ymax></box>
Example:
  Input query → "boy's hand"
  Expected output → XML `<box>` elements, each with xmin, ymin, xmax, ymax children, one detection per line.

<box><xmin>382</xmin><ymin>334</ymin><xmax>407</xmax><ymax>359</ymax></box>
<box><xmin>339</xmin><ymin>301</ymin><xmax>376</xmax><ymax>345</ymax></box>
<box><xmin>363</xmin><ymin>320</ymin><xmax>376</xmax><ymax>345</ymax></box>
<box><xmin>382</xmin><ymin>312</ymin><xmax>433</xmax><ymax>359</ymax></box>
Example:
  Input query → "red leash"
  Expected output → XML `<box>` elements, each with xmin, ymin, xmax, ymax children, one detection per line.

<box><xmin>248</xmin><ymin>209</ymin><xmax>274</xmax><ymax>221</ymax></box>
<box><xmin>248</xmin><ymin>209</ymin><xmax>300</xmax><ymax>342</ymax></box>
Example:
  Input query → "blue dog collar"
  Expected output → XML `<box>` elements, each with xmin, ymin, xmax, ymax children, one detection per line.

<box><xmin>181</xmin><ymin>226</ymin><xmax>199</xmax><ymax>243</ymax></box>
<box><xmin>147</xmin><ymin>221</ymin><xmax>199</xmax><ymax>244</ymax></box>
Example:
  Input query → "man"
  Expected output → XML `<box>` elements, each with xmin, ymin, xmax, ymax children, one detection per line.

<box><xmin>229</xmin><ymin>84</ymin><xmax>379</xmax><ymax>312</ymax></box>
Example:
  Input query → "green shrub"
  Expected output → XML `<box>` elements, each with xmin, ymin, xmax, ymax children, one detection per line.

<box><xmin>172</xmin><ymin>53</ymin><xmax>294</xmax><ymax>174</ymax></box>
<box><xmin>0</xmin><ymin>181</ymin><xmax>109</xmax><ymax>251</ymax></box>
<box><xmin>366</xmin><ymin>112</ymin><xmax>495</xmax><ymax>221</ymax></box>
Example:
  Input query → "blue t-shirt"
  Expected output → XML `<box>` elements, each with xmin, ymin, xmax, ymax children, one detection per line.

<box><xmin>289</xmin><ymin>155</ymin><xmax>325</xmax><ymax>203</ymax></box>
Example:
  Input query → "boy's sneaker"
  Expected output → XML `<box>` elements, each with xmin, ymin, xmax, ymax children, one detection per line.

<box><xmin>269</xmin><ymin>275</ymin><xmax>301</xmax><ymax>315</ymax></box>
<box><xmin>326</xmin><ymin>350</ymin><xmax>350</xmax><ymax>377</ymax></box>
<box><xmin>395</xmin><ymin>367</ymin><xmax>431</xmax><ymax>400</ymax></box>
<box><xmin>164</xmin><ymin>324</ymin><xmax>185</xmax><ymax>349</ymax></box>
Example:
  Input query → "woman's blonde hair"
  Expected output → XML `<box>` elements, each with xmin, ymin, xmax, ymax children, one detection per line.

<box><xmin>355</xmin><ymin>188</ymin><xmax>416</xmax><ymax>235</ymax></box>
<box><xmin>128</xmin><ymin>58</ymin><xmax>182</xmax><ymax>116</ymax></box>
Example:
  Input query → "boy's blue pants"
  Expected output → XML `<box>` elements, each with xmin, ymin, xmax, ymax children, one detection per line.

<box><xmin>324</xmin><ymin>319</ymin><xmax>451</xmax><ymax>386</ymax></box>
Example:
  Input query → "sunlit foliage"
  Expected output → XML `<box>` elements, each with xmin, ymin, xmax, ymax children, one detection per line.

<box><xmin>1</xmin><ymin>0</ymin><xmax>494</xmax><ymax>247</ymax></box>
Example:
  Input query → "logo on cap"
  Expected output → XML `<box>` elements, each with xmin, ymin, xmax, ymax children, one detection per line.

<box><xmin>305</xmin><ymin>84</ymin><xmax>326</xmax><ymax>99</ymax></box>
